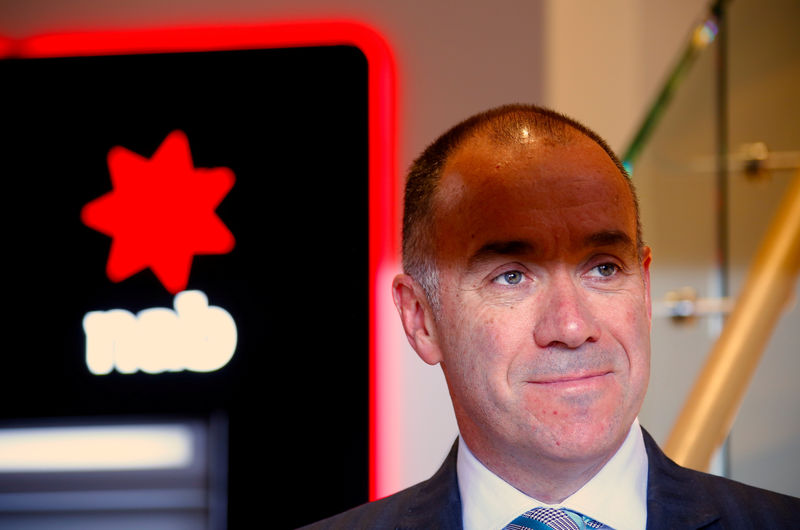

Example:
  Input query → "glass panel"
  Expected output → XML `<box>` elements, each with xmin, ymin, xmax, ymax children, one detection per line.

<box><xmin>631</xmin><ymin>0</ymin><xmax>800</xmax><ymax>498</ymax></box>
<box><xmin>632</xmin><ymin>12</ymin><xmax>721</xmax><ymax>454</ymax></box>
<box><xmin>726</xmin><ymin>0</ymin><xmax>800</xmax><ymax>497</ymax></box>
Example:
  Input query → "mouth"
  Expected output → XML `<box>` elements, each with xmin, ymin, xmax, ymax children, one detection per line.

<box><xmin>528</xmin><ymin>371</ymin><xmax>612</xmax><ymax>385</ymax></box>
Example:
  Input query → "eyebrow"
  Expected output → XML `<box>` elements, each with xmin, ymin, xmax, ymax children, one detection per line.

<box><xmin>583</xmin><ymin>230</ymin><xmax>635</xmax><ymax>250</ymax></box>
<box><xmin>467</xmin><ymin>240</ymin><xmax>537</xmax><ymax>270</ymax></box>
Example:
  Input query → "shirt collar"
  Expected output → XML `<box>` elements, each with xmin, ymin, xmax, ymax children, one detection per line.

<box><xmin>457</xmin><ymin>418</ymin><xmax>648</xmax><ymax>530</ymax></box>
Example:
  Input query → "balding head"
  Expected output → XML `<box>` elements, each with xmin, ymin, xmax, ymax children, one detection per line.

<box><xmin>402</xmin><ymin>104</ymin><xmax>641</xmax><ymax>310</ymax></box>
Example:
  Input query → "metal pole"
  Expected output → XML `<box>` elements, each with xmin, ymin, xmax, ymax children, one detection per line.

<box><xmin>665</xmin><ymin>167</ymin><xmax>800</xmax><ymax>471</ymax></box>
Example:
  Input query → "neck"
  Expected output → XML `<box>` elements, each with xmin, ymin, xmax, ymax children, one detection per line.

<box><xmin>461</xmin><ymin>434</ymin><xmax>620</xmax><ymax>504</ymax></box>
<box><xmin>493</xmin><ymin>454</ymin><xmax>608</xmax><ymax>504</ymax></box>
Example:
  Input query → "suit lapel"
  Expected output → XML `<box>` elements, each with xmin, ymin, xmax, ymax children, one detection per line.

<box><xmin>397</xmin><ymin>440</ymin><xmax>463</xmax><ymax>530</ymax></box>
<box><xmin>642</xmin><ymin>428</ymin><xmax>720</xmax><ymax>530</ymax></box>
<box><xmin>395</xmin><ymin>431</ymin><xmax>725</xmax><ymax>529</ymax></box>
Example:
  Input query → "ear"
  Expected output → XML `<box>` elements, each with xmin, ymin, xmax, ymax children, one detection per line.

<box><xmin>640</xmin><ymin>246</ymin><xmax>653</xmax><ymax>324</ymax></box>
<box><xmin>392</xmin><ymin>273</ymin><xmax>444</xmax><ymax>365</ymax></box>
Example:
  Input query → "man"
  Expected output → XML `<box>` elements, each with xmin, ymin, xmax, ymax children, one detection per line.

<box><xmin>304</xmin><ymin>104</ymin><xmax>799</xmax><ymax>529</ymax></box>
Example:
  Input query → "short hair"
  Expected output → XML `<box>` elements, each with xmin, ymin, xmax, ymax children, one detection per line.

<box><xmin>402</xmin><ymin>103</ymin><xmax>642</xmax><ymax>311</ymax></box>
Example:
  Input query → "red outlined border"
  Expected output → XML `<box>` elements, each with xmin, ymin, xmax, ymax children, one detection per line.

<box><xmin>1</xmin><ymin>21</ymin><xmax>399</xmax><ymax>501</ymax></box>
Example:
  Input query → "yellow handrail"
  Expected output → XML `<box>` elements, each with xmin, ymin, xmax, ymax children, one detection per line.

<box><xmin>665</xmin><ymin>168</ymin><xmax>800</xmax><ymax>470</ymax></box>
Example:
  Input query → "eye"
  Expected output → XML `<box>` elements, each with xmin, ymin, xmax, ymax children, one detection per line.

<box><xmin>591</xmin><ymin>263</ymin><xmax>619</xmax><ymax>277</ymax></box>
<box><xmin>493</xmin><ymin>270</ymin><xmax>525</xmax><ymax>285</ymax></box>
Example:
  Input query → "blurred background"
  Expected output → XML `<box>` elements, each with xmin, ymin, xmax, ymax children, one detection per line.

<box><xmin>1</xmin><ymin>0</ymin><xmax>798</xmax><ymax>528</ymax></box>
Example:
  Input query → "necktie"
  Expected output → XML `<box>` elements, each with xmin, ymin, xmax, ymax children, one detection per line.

<box><xmin>503</xmin><ymin>506</ymin><xmax>610</xmax><ymax>530</ymax></box>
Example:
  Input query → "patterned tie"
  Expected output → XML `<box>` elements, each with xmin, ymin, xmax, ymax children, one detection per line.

<box><xmin>503</xmin><ymin>507</ymin><xmax>611</xmax><ymax>530</ymax></box>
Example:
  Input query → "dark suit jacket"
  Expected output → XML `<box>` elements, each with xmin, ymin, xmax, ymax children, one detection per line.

<box><xmin>302</xmin><ymin>428</ymin><xmax>800</xmax><ymax>529</ymax></box>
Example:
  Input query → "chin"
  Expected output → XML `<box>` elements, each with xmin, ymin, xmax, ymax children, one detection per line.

<box><xmin>530</xmin><ymin>414</ymin><xmax>628</xmax><ymax>461</ymax></box>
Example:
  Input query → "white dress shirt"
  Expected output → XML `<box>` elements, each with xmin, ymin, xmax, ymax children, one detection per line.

<box><xmin>457</xmin><ymin>418</ymin><xmax>648</xmax><ymax>530</ymax></box>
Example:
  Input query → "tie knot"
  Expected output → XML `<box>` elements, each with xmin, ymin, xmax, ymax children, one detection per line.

<box><xmin>503</xmin><ymin>507</ymin><xmax>610</xmax><ymax>530</ymax></box>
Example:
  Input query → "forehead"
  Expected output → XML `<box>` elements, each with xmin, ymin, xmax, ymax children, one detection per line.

<box><xmin>432</xmin><ymin>133</ymin><xmax>636</xmax><ymax>263</ymax></box>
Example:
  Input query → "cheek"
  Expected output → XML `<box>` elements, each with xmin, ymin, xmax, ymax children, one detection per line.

<box><xmin>607</xmin><ymin>291</ymin><xmax>650</xmax><ymax>344</ymax></box>
<box><xmin>466</xmin><ymin>306</ymin><xmax>533</xmax><ymax>370</ymax></box>
<box><xmin>446</xmin><ymin>310</ymin><xmax>502</xmax><ymax>371</ymax></box>
<box><xmin>611</xmin><ymin>298</ymin><xmax>651</xmax><ymax>396</ymax></box>
<box><xmin>441</xmin><ymin>307</ymin><xmax>520</xmax><ymax>394</ymax></box>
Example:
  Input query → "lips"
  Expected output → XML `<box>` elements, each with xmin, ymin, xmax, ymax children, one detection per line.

<box><xmin>528</xmin><ymin>371</ymin><xmax>611</xmax><ymax>385</ymax></box>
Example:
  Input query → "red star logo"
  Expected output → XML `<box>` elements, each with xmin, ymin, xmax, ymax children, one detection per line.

<box><xmin>82</xmin><ymin>130</ymin><xmax>235</xmax><ymax>294</ymax></box>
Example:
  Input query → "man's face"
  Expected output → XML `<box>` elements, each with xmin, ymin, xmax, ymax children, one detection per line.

<box><xmin>428</xmin><ymin>133</ymin><xmax>651</xmax><ymax>474</ymax></box>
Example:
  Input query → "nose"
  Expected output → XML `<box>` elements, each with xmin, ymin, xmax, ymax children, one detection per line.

<box><xmin>533</xmin><ymin>272</ymin><xmax>600</xmax><ymax>349</ymax></box>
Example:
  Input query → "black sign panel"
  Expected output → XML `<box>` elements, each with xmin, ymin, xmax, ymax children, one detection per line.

<box><xmin>3</xmin><ymin>36</ymin><xmax>370</xmax><ymax>528</ymax></box>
